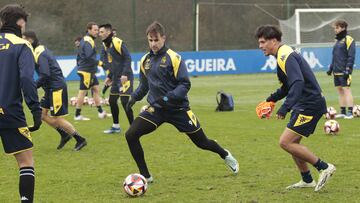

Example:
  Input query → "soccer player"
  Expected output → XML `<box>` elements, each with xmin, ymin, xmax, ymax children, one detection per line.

<box><xmin>125</xmin><ymin>21</ymin><xmax>239</xmax><ymax>182</ymax></box>
<box><xmin>327</xmin><ymin>20</ymin><xmax>355</xmax><ymax>119</ymax></box>
<box><xmin>255</xmin><ymin>25</ymin><xmax>336</xmax><ymax>191</ymax></box>
<box><xmin>99</xmin><ymin>24</ymin><xmax>134</xmax><ymax>134</ymax></box>
<box><xmin>0</xmin><ymin>4</ymin><xmax>42</xmax><ymax>202</ymax></box>
<box><xmin>23</xmin><ymin>31</ymin><xmax>87</xmax><ymax>151</ymax></box>
<box><xmin>74</xmin><ymin>22</ymin><xmax>107</xmax><ymax>120</ymax></box>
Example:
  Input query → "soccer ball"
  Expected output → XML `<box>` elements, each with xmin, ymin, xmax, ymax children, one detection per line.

<box><xmin>123</xmin><ymin>173</ymin><xmax>148</xmax><ymax>197</ymax></box>
<box><xmin>70</xmin><ymin>97</ymin><xmax>77</xmax><ymax>106</ymax></box>
<box><xmin>324</xmin><ymin>120</ymin><xmax>340</xmax><ymax>135</ymax></box>
<box><xmin>325</xmin><ymin>106</ymin><xmax>337</xmax><ymax>119</ymax></box>
<box><xmin>83</xmin><ymin>96</ymin><xmax>89</xmax><ymax>105</ymax></box>
<box><xmin>140</xmin><ymin>105</ymin><xmax>149</xmax><ymax>113</ymax></box>
<box><xmin>352</xmin><ymin>105</ymin><xmax>360</xmax><ymax>117</ymax></box>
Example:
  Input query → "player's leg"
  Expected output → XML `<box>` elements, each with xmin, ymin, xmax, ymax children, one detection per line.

<box><xmin>344</xmin><ymin>85</ymin><xmax>354</xmax><ymax>119</ymax></box>
<box><xmin>334</xmin><ymin>76</ymin><xmax>346</xmax><ymax>118</ymax></box>
<box><xmin>104</xmin><ymin>94</ymin><xmax>121</xmax><ymax>134</ymax></box>
<box><xmin>125</xmin><ymin>117</ymin><xmax>157</xmax><ymax>180</ymax></box>
<box><xmin>75</xmin><ymin>90</ymin><xmax>87</xmax><ymax>119</ymax></box>
<box><xmin>14</xmin><ymin>150</ymin><xmax>35</xmax><ymax>203</ymax></box>
<box><xmin>186</xmin><ymin>128</ymin><xmax>239</xmax><ymax>174</ymax></box>
<box><xmin>285</xmin><ymin>136</ymin><xmax>316</xmax><ymax>189</ymax></box>
<box><xmin>55</xmin><ymin>117</ymin><xmax>87</xmax><ymax>151</ymax></box>
<box><xmin>120</xmin><ymin>95</ymin><xmax>134</xmax><ymax>124</ymax></box>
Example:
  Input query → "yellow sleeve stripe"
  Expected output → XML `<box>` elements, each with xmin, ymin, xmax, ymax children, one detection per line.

<box><xmin>276</xmin><ymin>45</ymin><xmax>294</xmax><ymax>75</ymax></box>
<box><xmin>166</xmin><ymin>49</ymin><xmax>181</xmax><ymax>78</ymax></box>
<box><xmin>83</xmin><ymin>36</ymin><xmax>95</xmax><ymax>48</ymax></box>
<box><xmin>34</xmin><ymin>45</ymin><xmax>45</xmax><ymax>63</ymax></box>
<box><xmin>5</xmin><ymin>33</ymin><xmax>35</xmax><ymax>58</ymax></box>
<box><xmin>113</xmin><ymin>37</ymin><xmax>123</xmax><ymax>54</ymax></box>
<box><xmin>345</xmin><ymin>35</ymin><xmax>354</xmax><ymax>50</ymax></box>
<box><xmin>140</xmin><ymin>53</ymin><xmax>149</xmax><ymax>76</ymax></box>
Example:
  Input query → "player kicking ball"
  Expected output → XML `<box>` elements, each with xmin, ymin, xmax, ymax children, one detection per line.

<box><xmin>255</xmin><ymin>25</ymin><xmax>336</xmax><ymax>191</ymax></box>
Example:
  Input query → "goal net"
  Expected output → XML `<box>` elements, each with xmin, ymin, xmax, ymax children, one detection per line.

<box><xmin>279</xmin><ymin>8</ymin><xmax>360</xmax><ymax>45</ymax></box>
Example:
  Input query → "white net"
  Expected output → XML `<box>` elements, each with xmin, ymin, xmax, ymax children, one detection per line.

<box><xmin>279</xmin><ymin>9</ymin><xmax>360</xmax><ymax>45</ymax></box>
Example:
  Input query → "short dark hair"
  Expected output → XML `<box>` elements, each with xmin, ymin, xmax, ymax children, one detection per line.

<box><xmin>255</xmin><ymin>25</ymin><xmax>282</xmax><ymax>41</ymax></box>
<box><xmin>0</xmin><ymin>4</ymin><xmax>28</xmax><ymax>25</ymax></box>
<box><xmin>333</xmin><ymin>20</ymin><xmax>348</xmax><ymax>29</ymax></box>
<box><xmin>146</xmin><ymin>21</ymin><xmax>165</xmax><ymax>36</ymax></box>
<box><xmin>99</xmin><ymin>23</ymin><xmax>112</xmax><ymax>30</ymax></box>
<box><xmin>23</xmin><ymin>30</ymin><xmax>39</xmax><ymax>46</ymax></box>
<box><xmin>86</xmin><ymin>22</ymin><xmax>97</xmax><ymax>30</ymax></box>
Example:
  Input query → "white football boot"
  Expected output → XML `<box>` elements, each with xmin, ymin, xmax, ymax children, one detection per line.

<box><xmin>315</xmin><ymin>163</ymin><xmax>336</xmax><ymax>192</ymax></box>
<box><xmin>74</xmin><ymin>115</ymin><xmax>90</xmax><ymax>121</ymax></box>
<box><xmin>224</xmin><ymin>149</ymin><xmax>239</xmax><ymax>174</ymax></box>
<box><xmin>286</xmin><ymin>180</ymin><xmax>316</xmax><ymax>189</ymax></box>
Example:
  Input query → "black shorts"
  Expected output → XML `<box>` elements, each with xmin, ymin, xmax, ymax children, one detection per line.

<box><xmin>77</xmin><ymin>71</ymin><xmax>99</xmax><ymax>90</ymax></box>
<box><xmin>139</xmin><ymin>107</ymin><xmax>201</xmax><ymax>133</ymax></box>
<box><xmin>287</xmin><ymin>109</ymin><xmax>324</xmax><ymax>137</ymax></box>
<box><xmin>334</xmin><ymin>75</ymin><xmax>351</xmax><ymax>87</ymax></box>
<box><xmin>110</xmin><ymin>80</ymin><xmax>133</xmax><ymax>96</ymax></box>
<box><xmin>0</xmin><ymin>127</ymin><xmax>33</xmax><ymax>154</ymax></box>
<box><xmin>41</xmin><ymin>87</ymin><xmax>68</xmax><ymax>116</ymax></box>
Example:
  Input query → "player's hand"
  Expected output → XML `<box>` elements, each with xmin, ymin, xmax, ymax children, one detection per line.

<box><xmin>344</xmin><ymin>67</ymin><xmax>351</xmax><ymax>79</ymax></box>
<box><xmin>104</xmin><ymin>78</ymin><xmax>112</xmax><ymax>86</ymax></box>
<box><xmin>120</xmin><ymin>75</ymin><xmax>128</xmax><ymax>84</ymax></box>
<box><xmin>126</xmin><ymin>96</ymin><xmax>136</xmax><ymax>111</ymax></box>
<box><xmin>276</xmin><ymin>105</ymin><xmax>288</xmax><ymax>120</ymax></box>
<box><xmin>156</xmin><ymin>96</ymin><xmax>169</xmax><ymax>107</ymax></box>
<box><xmin>256</xmin><ymin>101</ymin><xmax>275</xmax><ymax>119</ymax></box>
<box><xmin>326</xmin><ymin>69</ymin><xmax>332</xmax><ymax>76</ymax></box>
<box><xmin>28</xmin><ymin>111</ymin><xmax>42</xmax><ymax>132</ymax></box>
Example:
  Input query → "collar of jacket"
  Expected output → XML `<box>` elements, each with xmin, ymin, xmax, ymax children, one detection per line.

<box><xmin>150</xmin><ymin>45</ymin><xmax>168</xmax><ymax>56</ymax></box>
<box><xmin>102</xmin><ymin>33</ymin><xmax>114</xmax><ymax>48</ymax></box>
<box><xmin>0</xmin><ymin>24</ymin><xmax>22</xmax><ymax>37</ymax></box>
<box><xmin>335</xmin><ymin>30</ymin><xmax>347</xmax><ymax>40</ymax></box>
<box><xmin>86</xmin><ymin>32</ymin><xmax>96</xmax><ymax>40</ymax></box>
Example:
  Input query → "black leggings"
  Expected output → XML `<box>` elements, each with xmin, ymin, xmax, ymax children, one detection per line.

<box><xmin>125</xmin><ymin>117</ymin><xmax>227</xmax><ymax>178</ymax></box>
<box><xmin>109</xmin><ymin>95</ymin><xmax>134</xmax><ymax>124</ymax></box>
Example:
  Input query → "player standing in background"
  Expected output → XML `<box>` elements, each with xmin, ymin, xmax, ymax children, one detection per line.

<box><xmin>255</xmin><ymin>25</ymin><xmax>336</xmax><ymax>191</ymax></box>
<box><xmin>0</xmin><ymin>4</ymin><xmax>42</xmax><ymax>202</ymax></box>
<box><xmin>99</xmin><ymin>24</ymin><xmax>134</xmax><ymax>134</ymax></box>
<box><xmin>23</xmin><ymin>31</ymin><xmax>87</xmax><ymax>151</ymax></box>
<box><xmin>74</xmin><ymin>22</ymin><xmax>107</xmax><ymax>121</ymax></box>
<box><xmin>125</xmin><ymin>21</ymin><xmax>239</xmax><ymax>182</ymax></box>
<box><xmin>327</xmin><ymin>20</ymin><xmax>355</xmax><ymax>119</ymax></box>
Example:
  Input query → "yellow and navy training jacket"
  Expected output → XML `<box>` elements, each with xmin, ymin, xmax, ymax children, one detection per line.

<box><xmin>0</xmin><ymin>33</ymin><xmax>41</xmax><ymax>128</ymax></box>
<box><xmin>132</xmin><ymin>46</ymin><xmax>191</xmax><ymax>109</ymax></box>
<box><xmin>34</xmin><ymin>45</ymin><xmax>66</xmax><ymax>90</ymax></box>
<box><xmin>102</xmin><ymin>37</ymin><xmax>133</xmax><ymax>83</ymax></box>
<box><xmin>266</xmin><ymin>45</ymin><xmax>327</xmax><ymax>114</ymax></box>
<box><xmin>330</xmin><ymin>33</ymin><xmax>356</xmax><ymax>74</ymax></box>
<box><xmin>99</xmin><ymin>45</ymin><xmax>110</xmax><ymax>71</ymax></box>
<box><xmin>77</xmin><ymin>33</ymin><xmax>99</xmax><ymax>73</ymax></box>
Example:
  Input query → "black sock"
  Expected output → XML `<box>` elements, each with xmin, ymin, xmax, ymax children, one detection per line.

<box><xmin>97</xmin><ymin>106</ymin><xmax>103</xmax><ymax>113</ymax></box>
<box><xmin>348</xmin><ymin>107</ymin><xmax>353</xmax><ymax>114</ymax></box>
<box><xmin>186</xmin><ymin>129</ymin><xmax>228</xmax><ymax>159</ymax></box>
<box><xmin>301</xmin><ymin>170</ymin><xmax>313</xmax><ymax>183</ymax></box>
<box><xmin>56</xmin><ymin>127</ymin><xmax>69</xmax><ymax>139</ymax></box>
<box><xmin>19</xmin><ymin>167</ymin><xmax>35</xmax><ymax>203</ymax></box>
<box><xmin>75</xmin><ymin>108</ymin><xmax>81</xmax><ymax>117</ymax></box>
<box><xmin>110</xmin><ymin>95</ymin><xmax>119</xmax><ymax>124</ymax></box>
<box><xmin>313</xmin><ymin>159</ymin><xmax>328</xmax><ymax>171</ymax></box>
<box><xmin>72</xmin><ymin>131</ymin><xmax>85</xmax><ymax>143</ymax></box>
<box><xmin>341</xmin><ymin>107</ymin><xmax>346</xmax><ymax>115</ymax></box>
<box><xmin>102</xmin><ymin>85</ymin><xmax>110</xmax><ymax>95</ymax></box>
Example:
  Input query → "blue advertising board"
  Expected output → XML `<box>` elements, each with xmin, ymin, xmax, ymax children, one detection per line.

<box><xmin>56</xmin><ymin>47</ymin><xmax>358</xmax><ymax>81</ymax></box>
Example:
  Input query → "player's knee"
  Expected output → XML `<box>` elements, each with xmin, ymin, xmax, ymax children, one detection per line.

<box><xmin>279</xmin><ymin>139</ymin><xmax>289</xmax><ymax>150</ymax></box>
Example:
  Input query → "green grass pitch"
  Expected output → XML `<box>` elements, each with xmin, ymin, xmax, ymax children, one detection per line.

<box><xmin>1</xmin><ymin>72</ymin><xmax>359</xmax><ymax>202</ymax></box>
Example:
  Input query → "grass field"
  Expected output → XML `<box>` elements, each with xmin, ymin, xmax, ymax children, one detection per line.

<box><xmin>1</xmin><ymin>72</ymin><xmax>360</xmax><ymax>202</ymax></box>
